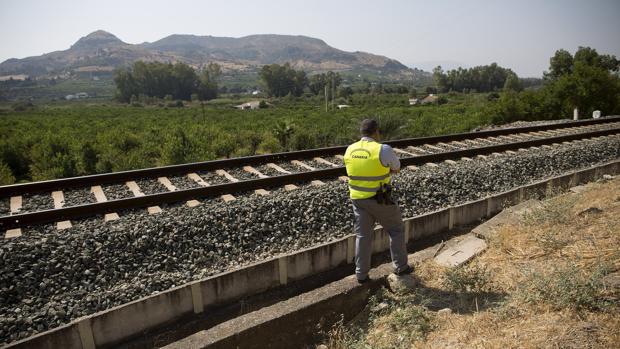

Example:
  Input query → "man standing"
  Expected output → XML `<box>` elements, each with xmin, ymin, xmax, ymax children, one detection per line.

<box><xmin>344</xmin><ymin>119</ymin><xmax>413</xmax><ymax>283</ymax></box>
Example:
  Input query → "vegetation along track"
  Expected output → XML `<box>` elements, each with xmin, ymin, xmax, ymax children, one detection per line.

<box><xmin>1</xmin><ymin>116</ymin><xmax>619</xmax><ymax>232</ymax></box>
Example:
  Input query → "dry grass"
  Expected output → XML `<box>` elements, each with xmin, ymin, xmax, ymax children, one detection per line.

<box><xmin>321</xmin><ymin>177</ymin><xmax>620</xmax><ymax>349</ymax></box>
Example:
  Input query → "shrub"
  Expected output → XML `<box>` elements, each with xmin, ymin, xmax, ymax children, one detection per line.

<box><xmin>0</xmin><ymin>161</ymin><xmax>15</xmax><ymax>185</ymax></box>
<box><xmin>443</xmin><ymin>263</ymin><xmax>492</xmax><ymax>293</ymax></box>
<box><xmin>11</xmin><ymin>101</ymin><xmax>34</xmax><ymax>112</ymax></box>
<box><xmin>520</xmin><ymin>263</ymin><xmax>612</xmax><ymax>311</ymax></box>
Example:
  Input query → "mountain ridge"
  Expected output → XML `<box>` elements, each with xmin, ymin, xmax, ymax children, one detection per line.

<box><xmin>0</xmin><ymin>30</ymin><xmax>425</xmax><ymax>80</ymax></box>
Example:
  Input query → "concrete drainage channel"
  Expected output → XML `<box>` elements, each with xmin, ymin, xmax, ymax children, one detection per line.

<box><xmin>6</xmin><ymin>159</ymin><xmax>619</xmax><ymax>349</ymax></box>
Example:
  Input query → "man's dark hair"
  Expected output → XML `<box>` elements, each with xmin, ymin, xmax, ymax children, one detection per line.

<box><xmin>360</xmin><ymin>119</ymin><xmax>378</xmax><ymax>136</ymax></box>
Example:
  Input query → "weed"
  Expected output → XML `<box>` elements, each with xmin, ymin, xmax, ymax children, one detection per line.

<box><xmin>534</xmin><ymin>228</ymin><xmax>571</xmax><ymax>253</ymax></box>
<box><xmin>519</xmin><ymin>263</ymin><xmax>613</xmax><ymax>311</ymax></box>
<box><xmin>442</xmin><ymin>263</ymin><xmax>492</xmax><ymax>293</ymax></box>
<box><xmin>320</xmin><ymin>287</ymin><xmax>435</xmax><ymax>349</ymax></box>
<box><xmin>522</xmin><ymin>194</ymin><xmax>577</xmax><ymax>227</ymax></box>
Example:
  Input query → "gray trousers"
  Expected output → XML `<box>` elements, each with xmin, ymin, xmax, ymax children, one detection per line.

<box><xmin>352</xmin><ymin>198</ymin><xmax>408</xmax><ymax>279</ymax></box>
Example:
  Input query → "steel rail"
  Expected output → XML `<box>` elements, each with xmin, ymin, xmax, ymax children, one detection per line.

<box><xmin>1</xmin><ymin>126</ymin><xmax>619</xmax><ymax>230</ymax></box>
<box><xmin>1</xmin><ymin>116</ymin><xmax>619</xmax><ymax>197</ymax></box>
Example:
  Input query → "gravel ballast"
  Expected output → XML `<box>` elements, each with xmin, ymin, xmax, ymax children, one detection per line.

<box><xmin>0</xmin><ymin>135</ymin><xmax>619</xmax><ymax>344</ymax></box>
<box><xmin>19</xmin><ymin>193</ymin><xmax>54</xmax><ymax>213</ymax></box>
<box><xmin>0</xmin><ymin>199</ymin><xmax>9</xmax><ymax>216</ymax></box>
<box><xmin>101</xmin><ymin>183</ymin><xmax>133</xmax><ymax>201</ymax></box>
<box><xmin>62</xmin><ymin>188</ymin><xmax>96</xmax><ymax>207</ymax></box>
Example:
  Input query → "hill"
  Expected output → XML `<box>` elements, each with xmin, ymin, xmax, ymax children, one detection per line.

<box><xmin>0</xmin><ymin>30</ymin><xmax>427</xmax><ymax>81</ymax></box>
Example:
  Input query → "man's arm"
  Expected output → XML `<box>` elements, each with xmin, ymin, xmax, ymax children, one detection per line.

<box><xmin>380</xmin><ymin>144</ymin><xmax>400</xmax><ymax>173</ymax></box>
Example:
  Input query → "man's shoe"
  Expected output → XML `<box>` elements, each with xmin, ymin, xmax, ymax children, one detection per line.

<box><xmin>395</xmin><ymin>265</ymin><xmax>414</xmax><ymax>276</ymax></box>
<box><xmin>357</xmin><ymin>276</ymin><xmax>370</xmax><ymax>284</ymax></box>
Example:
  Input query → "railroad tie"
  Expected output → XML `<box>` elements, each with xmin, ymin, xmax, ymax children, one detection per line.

<box><xmin>242</xmin><ymin>167</ymin><xmax>271</xmax><ymax>195</ymax></box>
<box><xmin>4</xmin><ymin>228</ymin><xmax>21</xmax><ymax>239</ymax></box>
<box><xmin>437</xmin><ymin>142</ymin><xmax>457</xmax><ymax>150</ymax></box>
<box><xmin>243</xmin><ymin>166</ymin><xmax>269</xmax><ymax>178</ymax></box>
<box><xmin>423</xmin><ymin>144</ymin><xmax>444</xmax><ymax>152</ymax></box>
<box><xmin>5</xmin><ymin>196</ymin><xmax>23</xmax><ymax>238</ymax></box>
<box><xmin>91</xmin><ymin>186</ymin><xmax>119</xmax><ymax>222</ymax></box>
<box><xmin>216</xmin><ymin>169</ymin><xmax>240</xmax><ymax>183</ymax></box>
<box><xmin>313</xmin><ymin>157</ymin><xmax>338</xmax><ymax>167</ymax></box>
<box><xmin>284</xmin><ymin>184</ymin><xmax>298</xmax><ymax>191</ymax></box>
<box><xmin>393</xmin><ymin>148</ymin><xmax>414</xmax><ymax>156</ymax></box>
<box><xmin>485</xmin><ymin>137</ymin><xmax>500</xmax><ymax>143</ymax></box>
<box><xmin>158</xmin><ymin>176</ymin><xmax>203</xmax><ymax>207</ymax></box>
<box><xmin>126</xmin><ymin>181</ymin><xmax>162</xmax><ymax>214</ymax></box>
<box><xmin>188</xmin><ymin>173</ymin><xmax>209</xmax><ymax>187</ymax></box>
<box><xmin>449</xmin><ymin>141</ymin><xmax>468</xmax><ymax>148</ymax></box>
<box><xmin>189</xmin><ymin>172</ymin><xmax>237</xmax><ymax>202</ymax></box>
<box><xmin>9</xmin><ymin>196</ymin><xmax>22</xmax><ymax>214</ymax></box>
<box><xmin>407</xmin><ymin>146</ymin><xmax>429</xmax><ymax>154</ymax></box>
<box><xmin>52</xmin><ymin>191</ymin><xmax>72</xmax><ymax>230</ymax></box>
<box><xmin>291</xmin><ymin>160</ymin><xmax>315</xmax><ymax>171</ymax></box>
<box><xmin>157</xmin><ymin>177</ymin><xmax>178</xmax><ymax>192</ymax></box>
<box><xmin>266</xmin><ymin>163</ymin><xmax>292</xmax><ymax>174</ymax></box>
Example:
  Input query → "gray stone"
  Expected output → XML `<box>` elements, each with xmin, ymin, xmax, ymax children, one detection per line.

<box><xmin>435</xmin><ymin>235</ymin><xmax>487</xmax><ymax>267</ymax></box>
<box><xmin>387</xmin><ymin>273</ymin><xmax>417</xmax><ymax>293</ymax></box>
<box><xmin>437</xmin><ymin>308</ymin><xmax>452</xmax><ymax>316</ymax></box>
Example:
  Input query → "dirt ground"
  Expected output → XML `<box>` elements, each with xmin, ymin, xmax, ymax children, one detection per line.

<box><xmin>322</xmin><ymin>176</ymin><xmax>620</xmax><ymax>349</ymax></box>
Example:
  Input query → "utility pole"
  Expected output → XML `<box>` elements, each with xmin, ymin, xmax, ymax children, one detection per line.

<box><xmin>325</xmin><ymin>85</ymin><xmax>328</xmax><ymax>112</ymax></box>
<box><xmin>332</xmin><ymin>74</ymin><xmax>335</xmax><ymax>110</ymax></box>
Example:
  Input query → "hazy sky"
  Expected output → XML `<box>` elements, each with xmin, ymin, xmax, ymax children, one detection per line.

<box><xmin>1</xmin><ymin>0</ymin><xmax>619</xmax><ymax>77</ymax></box>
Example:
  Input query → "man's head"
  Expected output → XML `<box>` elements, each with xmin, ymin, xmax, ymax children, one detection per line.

<box><xmin>360</xmin><ymin>118</ymin><xmax>380</xmax><ymax>140</ymax></box>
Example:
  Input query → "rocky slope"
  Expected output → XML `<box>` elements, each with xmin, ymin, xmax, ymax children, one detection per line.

<box><xmin>0</xmin><ymin>30</ymin><xmax>424</xmax><ymax>80</ymax></box>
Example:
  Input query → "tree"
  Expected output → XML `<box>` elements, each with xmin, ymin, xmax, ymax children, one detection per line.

<box><xmin>113</xmin><ymin>61</ymin><xmax>212</xmax><ymax>102</ymax></box>
<box><xmin>545</xmin><ymin>49</ymin><xmax>573</xmax><ymax>80</ymax></box>
<box><xmin>496</xmin><ymin>46</ymin><xmax>620</xmax><ymax>123</ymax></box>
<box><xmin>272</xmin><ymin>120</ymin><xmax>295</xmax><ymax>149</ymax></box>
<box><xmin>433</xmin><ymin>63</ymin><xmax>517</xmax><ymax>92</ymax></box>
<box><xmin>503</xmin><ymin>73</ymin><xmax>523</xmax><ymax>92</ymax></box>
<box><xmin>260</xmin><ymin>63</ymin><xmax>308</xmax><ymax>97</ymax></box>
<box><xmin>309</xmin><ymin>73</ymin><xmax>327</xmax><ymax>95</ymax></box>
<box><xmin>197</xmin><ymin>63</ymin><xmax>221</xmax><ymax>101</ymax></box>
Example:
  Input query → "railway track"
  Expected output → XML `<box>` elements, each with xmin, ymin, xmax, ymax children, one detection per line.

<box><xmin>2</xmin><ymin>117</ymin><xmax>620</xmax><ymax>346</ymax></box>
<box><xmin>1</xmin><ymin>116</ymin><xmax>619</xmax><ymax>233</ymax></box>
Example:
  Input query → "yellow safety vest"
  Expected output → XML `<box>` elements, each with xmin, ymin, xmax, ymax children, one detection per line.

<box><xmin>343</xmin><ymin>139</ymin><xmax>391</xmax><ymax>199</ymax></box>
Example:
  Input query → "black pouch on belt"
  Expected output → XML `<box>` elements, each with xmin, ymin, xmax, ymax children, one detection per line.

<box><xmin>375</xmin><ymin>183</ymin><xmax>395</xmax><ymax>205</ymax></box>
<box><xmin>384</xmin><ymin>184</ymin><xmax>395</xmax><ymax>205</ymax></box>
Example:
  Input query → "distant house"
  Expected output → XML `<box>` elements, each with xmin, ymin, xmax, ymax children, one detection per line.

<box><xmin>234</xmin><ymin>101</ymin><xmax>262</xmax><ymax>110</ymax></box>
<box><xmin>251</xmin><ymin>90</ymin><xmax>261</xmax><ymax>96</ymax></box>
<box><xmin>337</xmin><ymin>104</ymin><xmax>350</xmax><ymax>109</ymax></box>
<box><xmin>420</xmin><ymin>94</ymin><xmax>439</xmax><ymax>105</ymax></box>
<box><xmin>0</xmin><ymin>74</ymin><xmax>28</xmax><ymax>81</ymax></box>
<box><xmin>408</xmin><ymin>98</ymin><xmax>419</xmax><ymax>105</ymax></box>
<box><xmin>65</xmin><ymin>92</ymin><xmax>89</xmax><ymax>100</ymax></box>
